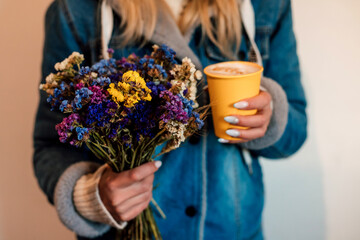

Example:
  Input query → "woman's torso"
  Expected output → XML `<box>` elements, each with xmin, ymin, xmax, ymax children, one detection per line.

<box><xmin>48</xmin><ymin>0</ymin><xmax>292</xmax><ymax>239</ymax></box>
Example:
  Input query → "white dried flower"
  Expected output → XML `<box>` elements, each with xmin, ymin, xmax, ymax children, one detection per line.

<box><xmin>170</xmin><ymin>80</ymin><xmax>187</xmax><ymax>96</ymax></box>
<box><xmin>54</xmin><ymin>52</ymin><xmax>84</xmax><ymax>71</ymax></box>
<box><xmin>195</xmin><ymin>70</ymin><xmax>203</xmax><ymax>80</ymax></box>
<box><xmin>189</xmin><ymin>85</ymin><xmax>197</xmax><ymax>101</ymax></box>
<box><xmin>45</xmin><ymin>73</ymin><xmax>55</xmax><ymax>84</ymax></box>
<box><xmin>165</xmin><ymin>121</ymin><xmax>186</xmax><ymax>148</ymax></box>
<box><xmin>68</xmin><ymin>52</ymin><xmax>84</xmax><ymax>64</ymax></box>
<box><xmin>152</xmin><ymin>44</ymin><xmax>160</xmax><ymax>51</ymax></box>
<box><xmin>69</xmin><ymin>52</ymin><xmax>82</xmax><ymax>59</ymax></box>
<box><xmin>182</xmin><ymin>57</ymin><xmax>191</xmax><ymax>64</ymax></box>
<box><xmin>54</xmin><ymin>59</ymin><xmax>69</xmax><ymax>71</ymax></box>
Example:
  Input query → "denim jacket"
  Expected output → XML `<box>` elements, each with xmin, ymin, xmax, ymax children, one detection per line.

<box><xmin>33</xmin><ymin>0</ymin><xmax>307</xmax><ymax>239</ymax></box>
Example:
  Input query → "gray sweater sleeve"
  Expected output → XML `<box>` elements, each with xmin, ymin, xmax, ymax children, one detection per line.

<box><xmin>239</xmin><ymin>76</ymin><xmax>289</xmax><ymax>150</ymax></box>
<box><xmin>54</xmin><ymin>161</ymin><xmax>111</xmax><ymax>238</ymax></box>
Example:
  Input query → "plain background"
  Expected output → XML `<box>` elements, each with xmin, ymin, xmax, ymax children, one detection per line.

<box><xmin>0</xmin><ymin>0</ymin><xmax>359</xmax><ymax>239</ymax></box>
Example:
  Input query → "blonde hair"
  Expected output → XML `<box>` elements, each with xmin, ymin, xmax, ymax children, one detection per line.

<box><xmin>111</xmin><ymin>0</ymin><xmax>242</xmax><ymax>59</ymax></box>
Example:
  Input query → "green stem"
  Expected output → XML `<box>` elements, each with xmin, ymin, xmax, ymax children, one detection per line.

<box><xmin>92</xmin><ymin>141</ymin><xmax>119</xmax><ymax>172</ymax></box>
<box><xmin>151</xmin><ymin>198</ymin><xmax>166</xmax><ymax>219</ymax></box>
<box><xmin>85</xmin><ymin>142</ymin><xmax>105</xmax><ymax>160</ymax></box>
<box><xmin>145</xmin><ymin>207</ymin><xmax>161</xmax><ymax>240</ymax></box>
<box><xmin>142</xmin><ymin>129</ymin><xmax>165</xmax><ymax>153</ymax></box>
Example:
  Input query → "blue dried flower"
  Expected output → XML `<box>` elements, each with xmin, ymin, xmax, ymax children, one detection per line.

<box><xmin>154</xmin><ymin>64</ymin><xmax>168</xmax><ymax>78</ymax></box>
<box><xmin>59</xmin><ymin>100</ymin><xmax>68</xmax><ymax>112</ymax></box>
<box><xmin>159</xmin><ymin>44</ymin><xmax>177</xmax><ymax>64</ymax></box>
<box><xmin>47</xmin><ymin>95</ymin><xmax>53</xmax><ymax>103</ymax></box>
<box><xmin>73</xmin><ymin>87</ymin><xmax>93</xmax><ymax>109</ymax></box>
<box><xmin>60</xmin><ymin>82</ymin><xmax>66</xmax><ymax>91</ymax></box>
<box><xmin>180</xmin><ymin>96</ymin><xmax>194</xmax><ymax>117</ymax></box>
<box><xmin>91</xmin><ymin>59</ymin><xmax>116</xmax><ymax>75</ymax></box>
<box><xmin>192</xmin><ymin>112</ymin><xmax>204</xmax><ymax>129</ymax></box>
<box><xmin>79</xmin><ymin>66</ymin><xmax>90</xmax><ymax>76</ymax></box>
<box><xmin>146</xmin><ymin>82</ymin><xmax>167</xmax><ymax>96</ymax></box>
<box><xmin>54</xmin><ymin>88</ymin><xmax>62</xmax><ymax>98</ymax></box>
<box><xmin>93</xmin><ymin>76</ymin><xmax>111</xmax><ymax>86</ymax></box>
<box><xmin>75</xmin><ymin>127</ymin><xmax>89</xmax><ymax>140</ymax></box>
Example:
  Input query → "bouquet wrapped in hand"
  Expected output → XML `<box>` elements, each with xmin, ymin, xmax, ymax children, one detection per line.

<box><xmin>40</xmin><ymin>44</ymin><xmax>206</xmax><ymax>240</ymax></box>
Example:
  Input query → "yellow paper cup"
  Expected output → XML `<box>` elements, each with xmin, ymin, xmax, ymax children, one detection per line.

<box><xmin>204</xmin><ymin>61</ymin><xmax>263</xmax><ymax>140</ymax></box>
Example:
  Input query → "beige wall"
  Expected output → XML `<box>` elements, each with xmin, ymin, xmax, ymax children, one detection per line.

<box><xmin>0</xmin><ymin>0</ymin><xmax>73</xmax><ymax>239</ymax></box>
<box><xmin>1</xmin><ymin>0</ymin><xmax>359</xmax><ymax>239</ymax></box>
<box><xmin>263</xmin><ymin>0</ymin><xmax>360</xmax><ymax>240</ymax></box>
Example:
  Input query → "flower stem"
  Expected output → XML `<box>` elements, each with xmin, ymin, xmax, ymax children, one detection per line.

<box><xmin>151</xmin><ymin>198</ymin><xmax>166</xmax><ymax>219</ymax></box>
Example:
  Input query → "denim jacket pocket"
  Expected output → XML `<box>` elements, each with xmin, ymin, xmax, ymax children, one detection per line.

<box><xmin>255</xmin><ymin>26</ymin><xmax>272</xmax><ymax>61</ymax></box>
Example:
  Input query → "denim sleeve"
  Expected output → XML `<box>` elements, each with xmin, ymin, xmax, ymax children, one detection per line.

<box><xmin>250</xmin><ymin>0</ymin><xmax>307</xmax><ymax>159</ymax></box>
<box><xmin>33</xmin><ymin>0</ymin><xmax>92</xmax><ymax>205</ymax></box>
<box><xmin>33</xmin><ymin>1</ymin><xmax>112</xmax><ymax>237</ymax></box>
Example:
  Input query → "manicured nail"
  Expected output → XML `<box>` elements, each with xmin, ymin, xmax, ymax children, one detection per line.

<box><xmin>234</xmin><ymin>101</ymin><xmax>248</xmax><ymax>109</ymax></box>
<box><xmin>218</xmin><ymin>138</ymin><xmax>229</xmax><ymax>143</ymax></box>
<box><xmin>224</xmin><ymin>116</ymin><xmax>239</xmax><ymax>124</ymax></box>
<box><xmin>226</xmin><ymin>129</ymin><xmax>241</xmax><ymax>137</ymax></box>
<box><xmin>155</xmin><ymin>161</ymin><xmax>162</xmax><ymax>168</ymax></box>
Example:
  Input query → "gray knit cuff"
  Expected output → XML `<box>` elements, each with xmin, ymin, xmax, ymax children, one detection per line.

<box><xmin>54</xmin><ymin>161</ymin><xmax>111</xmax><ymax>238</ymax></box>
<box><xmin>240</xmin><ymin>76</ymin><xmax>289</xmax><ymax>150</ymax></box>
<box><xmin>73</xmin><ymin>164</ymin><xmax>128</xmax><ymax>229</ymax></box>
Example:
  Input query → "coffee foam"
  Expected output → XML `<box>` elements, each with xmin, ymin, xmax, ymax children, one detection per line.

<box><xmin>206</xmin><ymin>62</ymin><xmax>259</xmax><ymax>76</ymax></box>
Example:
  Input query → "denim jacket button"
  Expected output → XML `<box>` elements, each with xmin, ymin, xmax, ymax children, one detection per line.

<box><xmin>189</xmin><ymin>135</ymin><xmax>201</xmax><ymax>144</ymax></box>
<box><xmin>185</xmin><ymin>206</ymin><xmax>197</xmax><ymax>217</ymax></box>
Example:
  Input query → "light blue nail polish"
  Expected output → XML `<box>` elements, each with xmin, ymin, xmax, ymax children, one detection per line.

<box><xmin>234</xmin><ymin>101</ymin><xmax>248</xmax><ymax>109</ymax></box>
<box><xmin>226</xmin><ymin>129</ymin><xmax>240</xmax><ymax>137</ymax></box>
<box><xmin>224</xmin><ymin>116</ymin><xmax>239</xmax><ymax>124</ymax></box>
<box><xmin>155</xmin><ymin>161</ymin><xmax>162</xmax><ymax>168</ymax></box>
<box><xmin>218</xmin><ymin>138</ymin><xmax>229</xmax><ymax>143</ymax></box>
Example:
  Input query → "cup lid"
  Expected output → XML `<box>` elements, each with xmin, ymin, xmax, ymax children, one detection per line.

<box><xmin>204</xmin><ymin>61</ymin><xmax>263</xmax><ymax>79</ymax></box>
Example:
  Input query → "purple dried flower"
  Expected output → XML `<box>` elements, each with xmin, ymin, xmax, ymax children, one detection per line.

<box><xmin>55</xmin><ymin>113</ymin><xmax>81</xmax><ymax>143</ymax></box>
<box><xmin>107</xmin><ymin>48</ymin><xmax>114</xmax><ymax>54</ymax></box>
<box><xmin>89</xmin><ymin>86</ymin><xmax>107</xmax><ymax>104</ymax></box>
<box><xmin>159</xmin><ymin>90</ymin><xmax>189</xmax><ymax>124</ymax></box>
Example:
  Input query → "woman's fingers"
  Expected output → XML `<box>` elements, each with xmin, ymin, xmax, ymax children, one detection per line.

<box><xmin>218</xmin><ymin>125</ymin><xmax>267</xmax><ymax>144</ymax></box>
<box><xmin>218</xmin><ymin>91</ymin><xmax>273</xmax><ymax>144</ymax></box>
<box><xmin>115</xmin><ymin>190</ymin><xmax>152</xmax><ymax>216</ymax></box>
<box><xmin>224</xmin><ymin>109</ymin><xmax>271</xmax><ymax>128</ymax></box>
<box><xmin>107</xmin><ymin>161</ymin><xmax>161</xmax><ymax>189</ymax></box>
<box><xmin>225</xmin><ymin>126</ymin><xmax>267</xmax><ymax>140</ymax></box>
<box><xmin>117</xmin><ymin>197</ymin><xmax>152</xmax><ymax>222</ymax></box>
<box><xmin>105</xmin><ymin>173</ymin><xmax>154</xmax><ymax>210</ymax></box>
<box><xmin>233</xmin><ymin>91</ymin><xmax>272</xmax><ymax>111</ymax></box>
<box><xmin>98</xmin><ymin>162</ymin><xmax>160</xmax><ymax>222</ymax></box>
<box><xmin>218</xmin><ymin>138</ymin><xmax>248</xmax><ymax>144</ymax></box>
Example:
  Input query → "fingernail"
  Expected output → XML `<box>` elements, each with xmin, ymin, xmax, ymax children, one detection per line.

<box><xmin>218</xmin><ymin>138</ymin><xmax>229</xmax><ymax>143</ymax></box>
<box><xmin>234</xmin><ymin>101</ymin><xmax>248</xmax><ymax>109</ymax></box>
<box><xmin>224</xmin><ymin>116</ymin><xmax>239</xmax><ymax>124</ymax></box>
<box><xmin>226</xmin><ymin>129</ymin><xmax>241</xmax><ymax>137</ymax></box>
<box><xmin>155</xmin><ymin>161</ymin><xmax>162</xmax><ymax>168</ymax></box>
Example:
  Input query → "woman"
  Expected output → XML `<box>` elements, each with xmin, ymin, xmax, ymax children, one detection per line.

<box><xmin>33</xmin><ymin>0</ymin><xmax>307</xmax><ymax>239</ymax></box>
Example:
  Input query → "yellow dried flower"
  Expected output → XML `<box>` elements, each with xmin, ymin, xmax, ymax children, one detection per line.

<box><xmin>108</xmin><ymin>83</ymin><xmax>125</xmax><ymax>102</ymax></box>
<box><xmin>107</xmin><ymin>71</ymin><xmax>152</xmax><ymax>107</ymax></box>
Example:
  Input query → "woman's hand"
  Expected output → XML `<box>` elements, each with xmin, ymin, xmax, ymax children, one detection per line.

<box><xmin>98</xmin><ymin>161</ymin><xmax>162</xmax><ymax>222</ymax></box>
<box><xmin>219</xmin><ymin>91</ymin><xmax>273</xmax><ymax>144</ymax></box>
